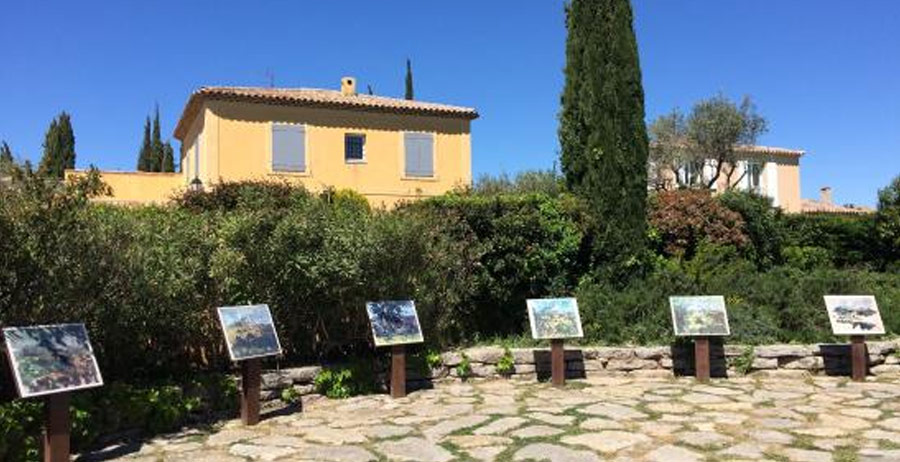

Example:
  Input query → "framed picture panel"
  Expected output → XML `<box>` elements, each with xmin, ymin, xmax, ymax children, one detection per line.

<box><xmin>824</xmin><ymin>295</ymin><xmax>885</xmax><ymax>336</ymax></box>
<box><xmin>3</xmin><ymin>323</ymin><xmax>104</xmax><ymax>399</ymax></box>
<box><xmin>526</xmin><ymin>298</ymin><xmax>584</xmax><ymax>340</ymax></box>
<box><xmin>365</xmin><ymin>300</ymin><xmax>424</xmax><ymax>347</ymax></box>
<box><xmin>670</xmin><ymin>296</ymin><xmax>730</xmax><ymax>336</ymax></box>
<box><xmin>217</xmin><ymin>304</ymin><xmax>283</xmax><ymax>361</ymax></box>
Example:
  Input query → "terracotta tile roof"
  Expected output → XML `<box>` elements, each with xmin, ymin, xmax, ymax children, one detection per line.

<box><xmin>174</xmin><ymin>86</ymin><xmax>478</xmax><ymax>140</ymax></box>
<box><xmin>649</xmin><ymin>142</ymin><xmax>805</xmax><ymax>158</ymax></box>
<box><xmin>800</xmin><ymin>199</ymin><xmax>874</xmax><ymax>215</ymax></box>
<box><xmin>734</xmin><ymin>145</ymin><xmax>805</xmax><ymax>157</ymax></box>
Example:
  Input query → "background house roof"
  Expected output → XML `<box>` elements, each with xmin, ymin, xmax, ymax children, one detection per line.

<box><xmin>174</xmin><ymin>86</ymin><xmax>479</xmax><ymax>140</ymax></box>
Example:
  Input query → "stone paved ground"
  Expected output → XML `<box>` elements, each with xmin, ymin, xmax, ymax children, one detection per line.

<box><xmin>98</xmin><ymin>374</ymin><xmax>900</xmax><ymax>462</ymax></box>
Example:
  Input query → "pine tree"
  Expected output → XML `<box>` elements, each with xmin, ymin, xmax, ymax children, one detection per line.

<box><xmin>137</xmin><ymin>117</ymin><xmax>152</xmax><ymax>171</ymax></box>
<box><xmin>558</xmin><ymin>0</ymin><xmax>649</xmax><ymax>277</ymax></box>
<box><xmin>151</xmin><ymin>105</ymin><xmax>163</xmax><ymax>172</ymax></box>
<box><xmin>38</xmin><ymin>111</ymin><xmax>76</xmax><ymax>178</ymax></box>
<box><xmin>0</xmin><ymin>142</ymin><xmax>12</xmax><ymax>165</ymax></box>
<box><xmin>161</xmin><ymin>141</ymin><xmax>175</xmax><ymax>172</ymax></box>
<box><xmin>405</xmin><ymin>58</ymin><xmax>414</xmax><ymax>100</ymax></box>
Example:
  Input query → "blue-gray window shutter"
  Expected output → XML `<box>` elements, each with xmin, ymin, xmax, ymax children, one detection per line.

<box><xmin>404</xmin><ymin>133</ymin><xmax>433</xmax><ymax>177</ymax></box>
<box><xmin>272</xmin><ymin>124</ymin><xmax>306</xmax><ymax>172</ymax></box>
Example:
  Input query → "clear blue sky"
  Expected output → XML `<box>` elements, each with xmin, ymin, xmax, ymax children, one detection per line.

<box><xmin>1</xmin><ymin>1</ymin><xmax>897</xmax><ymax>206</ymax></box>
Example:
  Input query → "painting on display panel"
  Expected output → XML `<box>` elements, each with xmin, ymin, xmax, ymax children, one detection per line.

<box><xmin>3</xmin><ymin>323</ymin><xmax>104</xmax><ymax>399</ymax></box>
<box><xmin>526</xmin><ymin>298</ymin><xmax>584</xmax><ymax>340</ymax></box>
<box><xmin>824</xmin><ymin>295</ymin><xmax>885</xmax><ymax>336</ymax></box>
<box><xmin>217</xmin><ymin>304</ymin><xmax>283</xmax><ymax>361</ymax></box>
<box><xmin>669</xmin><ymin>296</ymin><xmax>730</xmax><ymax>336</ymax></box>
<box><xmin>365</xmin><ymin>300</ymin><xmax>424</xmax><ymax>347</ymax></box>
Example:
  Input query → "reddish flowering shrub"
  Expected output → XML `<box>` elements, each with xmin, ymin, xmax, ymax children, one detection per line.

<box><xmin>649</xmin><ymin>190</ymin><xmax>749</xmax><ymax>258</ymax></box>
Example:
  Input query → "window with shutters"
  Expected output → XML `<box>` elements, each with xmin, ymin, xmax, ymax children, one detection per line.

<box><xmin>404</xmin><ymin>132</ymin><xmax>434</xmax><ymax>177</ymax></box>
<box><xmin>344</xmin><ymin>133</ymin><xmax>365</xmax><ymax>162</ymax></box>
<box><xmin>271</xmin><ymin>124</ymin><xmax>306</xmax><ymax>172</ymax></box>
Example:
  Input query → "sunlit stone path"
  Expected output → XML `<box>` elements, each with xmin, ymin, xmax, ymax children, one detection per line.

<box><xmin>92</xmin><ymin>374</ymin><xmax>900</xmax><ymax>462</ymax></box>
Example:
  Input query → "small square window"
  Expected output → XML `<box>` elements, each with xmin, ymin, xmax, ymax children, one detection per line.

<box><xmin>345</xmin><ymin>134</ymin><xmax>365</xmax><ymax>162</ymax></box>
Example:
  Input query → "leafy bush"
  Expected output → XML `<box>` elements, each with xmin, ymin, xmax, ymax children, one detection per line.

<box><xmin>0</xmin><ymin>375</ymin><xmax>236</xmax><ymax>462</ymax></box>
<box><xmin>729</xmin><ymin>346</ymin><xmax>756</xmax><ymax>375</ymax></box>
<box><xmin>313</xmin><ymin>362</ymin><xmax>377</xmax><ymax>399</ymax></box>
<box><xmin>876</xmin><ymin>174</ymin><xmax>900</xmax><ymax>263</ymax></box>
<box><xmin>456</xmin><ymin>353</ymin><xmax>472</xmax><ymax>379</ymax></box>
<box><xmin>648</xmin><ymin>190</ymin><xmax>749</xmax><ymax>259</ymax></box>
<box><xmin>425</xmin><ymin>350</ymin><xmax>443</xmax><ymax>370</ymax></box>
<box><xmin>496</xmin><ymin>348</ymin><xmax>515</xmax><ymax>376</ymax></box>
<box><xmin>718</xmin><ymin>191</ymin><xmax>784</xmax><ymax>268</ymax></box>
<box><xmin>782</xmin><ymin>213</ymin><xmax>875</xmax><ymax>269</ymax></box>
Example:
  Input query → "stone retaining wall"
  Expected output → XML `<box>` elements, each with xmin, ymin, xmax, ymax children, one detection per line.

<box><xmin>255</xmin><ymin>340</ymin><xmax>900</xmax><ymax>404</ymax></box>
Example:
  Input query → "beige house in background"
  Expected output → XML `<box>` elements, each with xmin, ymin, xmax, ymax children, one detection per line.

<box><xmin>655</xmin><ymin>144</ymin><xmax>805</xmax><ymax>213</ymax></box>
<box><xmin>68</xmin><ymin>77</ymin><xmax>478</xmax><ymax>207</ymax></box>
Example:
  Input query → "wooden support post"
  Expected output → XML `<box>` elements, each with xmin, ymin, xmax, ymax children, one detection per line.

<box><xmin>43</xmin><ymin>392</ymin><xmax>70</xmax><ymax>462</ymax></box>
<box><xmin>391</xmin><ymin>345</ymin><xmax>406</xmax><ymax>398</ymax></box>
<box><xmin>551</xmin><ymin>339</ymin><xmax>565</xmax><ymax>388</ymax></box>
<box><xmin>241</xmin><ymin>358</ymin><xmax>261</xmax><ymax>426</ymax></box>
<box><xmin>694</xmin><ymin>337</ymin><xmax>710</xmax><ymax>382</ymax></box>
<box><xmin>851</xmin><ymin>335</ymin><xmax>867</xmax><ymax>382</ymax></box>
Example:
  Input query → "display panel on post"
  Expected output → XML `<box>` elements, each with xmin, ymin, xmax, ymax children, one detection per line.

<box><xmin>824</xmin><ymin>295</ymin><xmax>884</xmax><ymax>381</ymax></box>
<box><xmin>3</xmin><ymin>323</ymin><xmax>104</xmax><ymax>462</ymax></box>
<box><xmin>216</xmin><ymin>304</ymin><xmax>282</xmax><ymax>425</ymax></box>
<box><xmin>365</xmin><ymin>300</ymin><xmax>424</xmax><ymax>398</ymax></box>
<box><xmin>669</xmin><ymin>296</ymin><xmax>730</xmax><ymax>382</ymax></box>
<box><xmin>526</xmin><ymin>298</ymin><xmax>583</xmax><ymax>387</ymax></box>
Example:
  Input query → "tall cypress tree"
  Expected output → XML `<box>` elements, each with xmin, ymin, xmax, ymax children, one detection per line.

<box><xmin>161</xmin><ymin>141</ymin><xmax>175</xmax><ymax>173</ymax></box>
<box><xmin>558</xmin><ymin>0</ymin><xmax>649</xmax><ymax>277</ymax></box>
<box><xmin>38</xmin><ymin>111</ymin><xmax>76</xmax><ymax>178</ymax></box>
<box><xmin>151</xmin><ymin>105</ymin><xmax>163</xmax><ymax>172</ymax></box>
<box><xmin>405</xmin><ymin>58</ymin><xmax>414</xmax><ymax>100</ymax></box>
<box><xmin>137</xmin><ymin>117</ymin><xmax>152</xmax><ymax>171</ymax></box>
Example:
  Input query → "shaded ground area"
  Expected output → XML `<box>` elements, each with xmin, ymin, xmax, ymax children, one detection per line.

<box><xmin>88</xmin><ymin>373</ymin><xmax>900</xmax><ymax>462</ymax></box>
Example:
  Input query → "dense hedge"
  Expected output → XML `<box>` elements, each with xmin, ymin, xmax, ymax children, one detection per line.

<box><xmin>2</xmin><ymin>176</ymin><xmax>899</xmax><ymax>459</ymax></box>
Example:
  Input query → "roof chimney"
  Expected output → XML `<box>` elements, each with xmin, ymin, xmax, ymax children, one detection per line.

<box><xmin>820</xmin><ymin>186</ymin><xmax>833</xmax><ymax>205</ymax></box>
<box><xmin>341</xmin><ymin>76</ymin><xmax>357</xmax><ymax>96</ymax></box>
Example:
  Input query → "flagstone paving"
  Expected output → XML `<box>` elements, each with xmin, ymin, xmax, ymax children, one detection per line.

<box><xmin>94</xmin><ymin>374</ymin><xmax>900</xmax><ymax>462</ymax></box>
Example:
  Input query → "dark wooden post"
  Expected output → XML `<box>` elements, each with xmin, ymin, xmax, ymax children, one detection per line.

<box><xmin>43</xmin><ymin>392</ymin><xmax>70</xmax><ymax>462</ymax></box>
<box><xmin>391</xmin><ymin>345</ymin><xmax>406</xmax><ymax>398</ymax></box>
<box><xmin>694</xmin><ymin>337</ymin><xmax>710</xmax><ymax>382</ymax></box>
<box><xmin>551</xmin><ymin>339</ymin><xmax>565</xmax><ymax>387</ymax></box>
<box><xmin>850</xmin><ymin>335</ymin><xmax>867</xmax><ymax>382</ymax></box>
<box><xmin>241</xmin><ymin>358</ymin><xmax>261</xmax><ymax>426</ymax></box>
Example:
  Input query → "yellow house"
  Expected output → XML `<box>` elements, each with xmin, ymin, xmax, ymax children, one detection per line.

<box><xmin>72</xmin><ymin>77</ymin><xmax>478</xmax><ymax>207</ymax></box>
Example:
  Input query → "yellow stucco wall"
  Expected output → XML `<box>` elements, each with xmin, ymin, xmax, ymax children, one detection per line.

<box><xmin>65</xmin><ymin>170</ymin><xmax>184</xmax><ymax>205</ymax></box>
<box><xmin>188</xmin><ymin>100</ymin><xmax>472</xmax><ymax>208</ymax></box>
<box><xmin>778</xmin><ymin>159</ymin><xmax>802</xmax><ymax>213</ymax></box>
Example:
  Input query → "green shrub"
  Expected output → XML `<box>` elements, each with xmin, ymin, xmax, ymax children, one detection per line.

<box><xmin>496</xmin><ymin>348</ymin><xmax>515</xmax><ymax>376</ymax></box>
<box><xmin>783</xmin><ymin>246</ymin><xmax>833</xmax><ymax>271</ymax></box>
<box><xmin>425</xmin><ymin>350</ymin><xmax>443</xmax><ymax>370</ymax></box>
<box><xmin>280</xmin><ymin>387</ymin><xmax>303</xmax><ymax>405</ymax></box>
<box><xmin>876</xmin><ymin>174</ymin><xmax>900</xmax><ymax>264</ymax></box>
<box><xmin>782</xmin><ymin>213</ymin><xmax>875</xmax><ymax>269</ymax></box>
<box><xmin>314</xmin><ymin>368</ymin><xmax>353</xmax><ymax>399</ymax></box>
<box><xmin>313</xmin><ymin>361</ymin><xmax>376</xmax><ymax>399</ymax></box>
<box><xmin>456</xmin><ymin>353</ymin><xmax>472</xmax><ymax>379</ymax></box>
<box><xmin>729</xmin><ymin>346</ymin><xmax>756</xmax><ymax>375</ymax></box>
<box><xmin>718</xmin><ymin>191</ymin><xmax>785</xmax><ymax>268</ymax></box>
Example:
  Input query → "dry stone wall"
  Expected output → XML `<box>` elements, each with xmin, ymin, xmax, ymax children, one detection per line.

<box><xmin>256</xmin><ymin>340</ymin><xmax>900</xmax><ymax>404</ymax></box>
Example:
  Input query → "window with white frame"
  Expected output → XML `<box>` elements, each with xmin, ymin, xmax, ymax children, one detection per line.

<box><xmin>404</xmin><ymin>132</ymin><xmax>434</xmax><ymax>177</ymax></box>
<box><xmin>272</xmin><ymin>124</ymin><xmax>306</xmax><ymax>172</ymax></box>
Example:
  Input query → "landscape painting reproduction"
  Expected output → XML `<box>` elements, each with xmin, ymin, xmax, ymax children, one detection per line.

<box><xmin>670</xmin><ymin>296</ymin><xmax>731</xmax><ymax>336</ymax></box>
<box><xmin>3</xmin><ymin>324</ymin><xmax>104</xmax><ymax>399</ymax></box>
<box><xmin>527</xmin><ymin>298</ymin><xmax>584</xmax><ymax>340</ymax></box>
<box><xmin>824</xmin><ymin>295</ymin><xmax>885</xmax><ymax>336</ymax></box>
<box><xmin>366</xmin><ymin>300</ymin><xmax>424</xmax><ymax>347</ymax></box>
<box><xmin>217</xmin><ymin>305</ymin><xmax>283</xmax><ymax>361</ymax></box>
